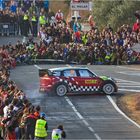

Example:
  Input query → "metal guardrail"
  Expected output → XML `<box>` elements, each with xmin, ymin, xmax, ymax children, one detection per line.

<box><xmin>31</xmin><ymin>59</ymin><xmax>78</xmax><ymax>64</ymax></box>
<box><xmin>0</xmin><ymin>23</ymin><xmax>18</xmax><ymax>36</ymax></box>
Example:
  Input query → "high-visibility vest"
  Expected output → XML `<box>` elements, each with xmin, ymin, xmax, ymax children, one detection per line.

<box><xmin>32</xmin><ymin>16</ymin><xmax>37</xmax><ymax>22</ymax></box>
<box><xmin>35</xmin><ymin>119</ymin><xmax>47</xmax><ymax>138</ymax></box>
<box><xmin>23</xmin><ymin>14</ymin><xmax>28</xmax><ymax>20</ymax></box>
<box><xmin>39</xmin><ymin>15</ymin><xmax>46</xmax><ymax>25</ymax></box>
<box><xmin>105</xmin><ymin>55</ymin><xmax>110</xmax><ymax>60</ymax></box>
<box><xmin>52</xmin><ymin>129</ymin><xmax>61</xmax><ymax>140</ymax></box>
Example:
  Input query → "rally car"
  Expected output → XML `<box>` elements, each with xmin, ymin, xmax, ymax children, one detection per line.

<box><xmin>39</xmin><ymin>67</ymin><xmax>118</xmax><ymax>96</ymax></box>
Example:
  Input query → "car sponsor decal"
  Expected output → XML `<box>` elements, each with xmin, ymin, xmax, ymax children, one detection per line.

<box><xmin>85</xmin><ymin>80</ymin><xmax>97</xmax><ymax>84</ymax></box>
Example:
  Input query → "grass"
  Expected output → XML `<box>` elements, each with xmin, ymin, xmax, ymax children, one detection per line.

<box><xmin>118</xmin><ymin>93</ymin><xmax>140</xmax><ymax>124</ymax></box>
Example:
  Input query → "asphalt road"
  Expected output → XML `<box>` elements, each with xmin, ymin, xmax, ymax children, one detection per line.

<box><xmin>10</xmin><ymin>64</ymin><xmax>140</xmax><ymax>140</ymax></box>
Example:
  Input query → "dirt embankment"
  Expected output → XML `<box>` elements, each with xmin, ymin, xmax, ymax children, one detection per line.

<box><xmin>117</xmin><ymin>93</ymin><xmax>140</xmax><ymax>124</ymax></box>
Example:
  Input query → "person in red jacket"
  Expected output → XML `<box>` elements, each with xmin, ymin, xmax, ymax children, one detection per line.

<box><xmin>133</xmin><ymin>18</ymin><xmax>140</xmax><ymax>33</ymax></box>
<box><xmin>25</xmin><ymin>107</ymin><xmax>38</xmax><ymax>140</ymax></box>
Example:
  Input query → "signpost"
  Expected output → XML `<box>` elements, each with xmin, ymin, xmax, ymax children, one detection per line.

<box><xmin>71</xmin><ymin>3</ymin><xmax>89</xmax><ymax>11</ymax></box>
<box><xmin>70</xmin><ymin>0</ymin><xmax>92</xmax><ymax>21</ymax></box>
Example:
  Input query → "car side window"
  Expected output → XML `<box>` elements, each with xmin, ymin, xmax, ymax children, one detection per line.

<box><xmin>63</xmin><ymin>70</ymin><xmax>77</xmax><ymax>77</ymax></box>
<box><xmin>52</xmin><ymin>71</ymin><xmax>61</xmax><ymax>76</ymax></box>
<box><xmin>79</xmin><ymin>69</ymin><xmax>94</xmax><ymax>77</ymax></box>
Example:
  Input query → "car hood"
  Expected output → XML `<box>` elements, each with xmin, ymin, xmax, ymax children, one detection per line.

<box><xmin>99</xmin><ymin>76</ymin><xmax>116</xmax><ymax>83</ymax></box>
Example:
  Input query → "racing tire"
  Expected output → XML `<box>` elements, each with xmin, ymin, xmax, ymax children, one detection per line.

<box><xmin>55</xmin><ymin>84</ymin><xmax>67</xmax><ymax>96</ymax></box>
<box><xmin>102</xmin><ymin>83</ymin><xmax>115</xmax><ymax>95</ymax></box>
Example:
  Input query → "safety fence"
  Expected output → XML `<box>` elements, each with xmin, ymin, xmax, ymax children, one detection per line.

<box><xmin>0</xmin><ymin>23</ymin><xmax>18</xmax><ymax>36</ymax></box>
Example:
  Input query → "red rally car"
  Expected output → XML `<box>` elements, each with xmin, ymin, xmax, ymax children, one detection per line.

<box><xmin>39</xmin><ymin>67</ymin><xmax>118</xmax><ymax>96</ymax></box>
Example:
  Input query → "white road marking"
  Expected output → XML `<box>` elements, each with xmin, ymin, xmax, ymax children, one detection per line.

<box><xmin>107</xmin><ymin>95</ymin><xmax>140</xmax><ymax>129</ymax></box>
<box><xmin>115</xmin><ymin>78</ymin><xmax>140</xmax><ymax>84</ymax></box>
<box><xmin>117</xmin><ymin>83</ymin><xmax>139</xmax><ymax>85</ymax></box>
<box><xmin>117</xmin><ymin>66</ymin><xmax>140</xmax><ymax>71</ymax></box>
<box><xmin>119</xmin><ymin>88</ymin><xmax>140</xmax><ymax>92</ymax></box>
<box><xmin>115</xmin><ymin>78</ymin><xmax>140</xmax><ymax>92</ymax></box>
<box><xmin>65</xmin><ymin>96</ymin><xmax>101</xmax><ymax>140</ymax></box>
<box><xmin>34</xmin><ymin>64</ymin><xmax>41</xmax><ymax>69</ymax></box>
<box><xmin>119</xmin><ymin>85</ymin><xmax>140</xmax><ymax>87</ymax></box>
<box><xmin>117</xmin><ymin>71</ymin><xmax>140</xmax><ymax>76</ymax></box>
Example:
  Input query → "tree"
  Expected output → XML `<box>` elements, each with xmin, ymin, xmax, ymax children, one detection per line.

<box><xmin>93</xmin><ymin>0</ymin><xmax>140</xmax><ymax>31</ymax></box>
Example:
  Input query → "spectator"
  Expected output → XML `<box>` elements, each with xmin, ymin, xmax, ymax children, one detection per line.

<box><xmin>34</xmin><ymin>112</ymin><xmax>48</xmax><ymax>139</ymax></box>
<box><xmin>133</xmin><ymin>18</ymin><xmax>140</xmax><ymax>33</ymax></box>
<box><xmin>3</xmin><ymin>100</ymin><xmax>9</xmax><ymax>118</ymax></box>
<box><xmin>23</xmin><ymin>10</ymin><xmax>30</xmax><ymax>37</ymax></box>
<box><xmin>51</xmin><ymin>125</ymin><xmax>66</xmax><ymax>140</ymax></box>
<box><xmin>31</xmin><ymin>11</ymin><xmax>38</xmax><ymax>37</ymax></box>
<box><xmin>55</xmin><ymin>9</ymin><xmax>63</xmax><ymax>24</ymax></box>
<box><xmin>25</xmin><ymin>107</ymin><xmax>38</xmax><ymax>140</ymax></box>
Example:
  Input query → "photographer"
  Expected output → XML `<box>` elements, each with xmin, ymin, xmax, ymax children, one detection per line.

<box><xmin>51</xmin><ymin>125</ymin><xmax>66</xmax><ymax>140</ymax></box>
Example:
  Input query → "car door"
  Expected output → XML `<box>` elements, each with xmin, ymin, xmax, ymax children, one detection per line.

<box><xmin>74</xmin><ymin>69</ymin><xmax>103</xmax><ymax>92</ymax></box>
<box><xmin>63</xmin><ymin>69</ymin><xmax>80</xmax><ymax>92</ymax></box>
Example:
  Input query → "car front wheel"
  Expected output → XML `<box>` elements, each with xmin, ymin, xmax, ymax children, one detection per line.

<box><xmin>102</xmin><ymin>83</ymin><xmax>115</xmax><ymax>95</ymax></box>
<box><xmin>56</xmin><ymin>84</ymin><xmax>67</xmax><ymax>96</ymax></box>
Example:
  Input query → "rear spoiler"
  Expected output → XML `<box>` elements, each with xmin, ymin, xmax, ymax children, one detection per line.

<box><xmin>39</xmin><ymin>69</ymin><xmax>52</xmax><ymax>77</ymax></box>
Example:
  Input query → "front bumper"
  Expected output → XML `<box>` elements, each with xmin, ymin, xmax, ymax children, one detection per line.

<box><xmin>39</xmin><ymin>85</ymin><xmax>53</xmax><ymax>92</ymax></box>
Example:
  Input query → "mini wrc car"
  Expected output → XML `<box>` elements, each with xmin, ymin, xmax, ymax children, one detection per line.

<box><xmin>39</xmin><ymin>67</ymin><xmax>118</xmax><ymax>96</ymax></box>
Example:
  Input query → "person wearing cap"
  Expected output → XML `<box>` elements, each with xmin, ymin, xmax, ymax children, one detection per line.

<box><xmin>51</xmin><ymin>125</ymin><xmax>66</xmax><ymax>140</ymax></box>
<box><xmin>34</xmin><ymin>112</ymin><xmax>48</xmax><ymax>139</ymax></box>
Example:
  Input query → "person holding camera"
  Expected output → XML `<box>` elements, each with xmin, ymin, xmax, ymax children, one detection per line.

<box><xmin>51</xmin><ymin>125</ymin><xmax>66</xmax><ymax>140</ymax></box>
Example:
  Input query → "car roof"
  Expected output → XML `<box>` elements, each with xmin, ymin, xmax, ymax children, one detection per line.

<box><xmin>49</xmin><ymin>67</ymin><xmax>89</xmax><ymax>71</ymax></box>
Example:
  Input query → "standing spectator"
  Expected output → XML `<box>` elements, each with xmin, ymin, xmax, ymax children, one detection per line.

<box><xmin>88</xmin><ymin>14</ymin><xmax>95</xmax><ymax>29</ymax></box>
<box><xmin>17</xmin><ymin>9</ymin><xmax>24</xmax><ymax>35</ymax></box>
<box><xmin>36</xmin><ymin>0</ymin><xmax>44</xmax><ymax>13</ymax></box>
<box><xmin>23</xmin><ymin>0</ymin><xmax>31</xmax><ymax>12</ymax></box>
<box><xmin>39</xmin><ymin>12</ymin><xmax>47</xmax><ymax>27</ymax></box>
<box><xmin>43</xmin><ymin>0</ymin><xmax>49</xmax><ymax>14</ymax></box>
<box><xmin>0</xmin><ymin>0</ymin><xmax>4</xmax><ymax>10</ymax></box>
<box><xmin>29</xmin><ymin>2</ymin><xmax>38</xmax><ymax>16</ymax></box>
<box><xmin>34</xmin><ymin>105</ymin><xmax>41</xmax><ymax>118</ymax></box>
<box><xmin>25</xmin><ymin>107</ymin><xmax>38</xmax><ymax>140</ymax></box>
<box><xmin>23</xmin><ymin>11</ymin><xmax>30</xmax><ymax>37</ymax></box>
<box><xmin>31</xmin><ymin>11</ymin><xmax>38</xmax><ymax>37</ymax></box>
<box><xmin>3</xmin><ymin>100</ymin><xmax>9</xmax><ymax>118</ymax></box>
<box><xmin>55</xmin><ymin>10</ymin><xmax>63</xmax><ymax>24</ymax></box>
<box><xmin>34</xmin><ymin>112</ymin><xmax>48</xmax><ymax>140</ymax></box>
<box><xmin>133</xmin><ymin>18</ymin><xmax>140</xmax><ymax>33</ymax></box>
<box><xmin>9</xmin><ymin>0</ymin><xmax>17</xmax><ymax>13</ymax></box>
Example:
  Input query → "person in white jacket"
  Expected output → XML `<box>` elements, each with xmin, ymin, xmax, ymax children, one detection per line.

<box><xmin>51</xmin><ymin>125</ymin><xmax>66</xmax><ymax>140</ymax></box>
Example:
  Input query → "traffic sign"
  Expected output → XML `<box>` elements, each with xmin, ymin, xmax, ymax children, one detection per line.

<box><xmin>71</xmin><ymin>2</ymin><xmax>89</xmax><ymax>10</ymax></box>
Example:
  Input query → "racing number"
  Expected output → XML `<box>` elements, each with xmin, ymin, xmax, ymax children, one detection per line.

<box><xmin>85</xmin><ymin>80</ymin><xmax>97</xmax><ymax>84</ymax></box>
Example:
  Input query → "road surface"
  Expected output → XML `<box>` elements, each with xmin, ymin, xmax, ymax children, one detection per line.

<box><xmin>10</xmin><ymin>65</ymin><xmax>140</xmax><ymax>140</ymax></box>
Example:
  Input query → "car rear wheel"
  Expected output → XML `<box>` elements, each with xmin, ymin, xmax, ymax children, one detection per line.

<box><xmin>102</xmin><ymin>83</ymin><xmax>115</xmax><ymax>95</ymax></box>
<box><xmin>56</xmin><ymin>84</ymin><xmax>67</xmax><ymax>96</ymax></box>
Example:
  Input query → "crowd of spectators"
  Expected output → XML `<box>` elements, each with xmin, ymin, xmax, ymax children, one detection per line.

<box><xmin>0</xmin><ymin>1</ymin><xmax>140</xmax><ymax>140</ymax></box>
<box><xmin>1</xmin><ymin>22</ymin><xmax>140</xmax><ymax>65</ymax></box>
<box><xmin>0</xmin><ymin>0</ymin><xmax>50</xmax><ymax>36</ymax></box>
<box><xmin>0</xmin><ymin>1</ymin><xmax>140</xmax><ymax>65</ymax></box>
<box><xmin>0</xmin><ymin>46</ymin><xmax>44</xmax><ymax>139</ymax></box>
